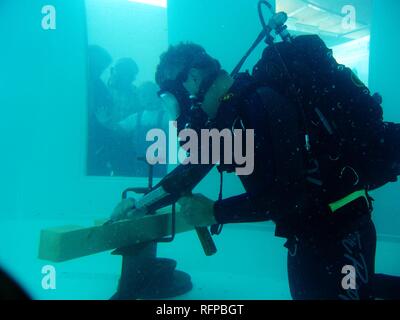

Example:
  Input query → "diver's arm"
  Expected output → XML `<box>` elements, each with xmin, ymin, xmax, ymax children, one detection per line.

<box><xmin>108</xmin><ymin>162</ymin><xmax>215</xmax><ymax>223</ymax></box>
<box><xmin>213</xmin><ymin>192</ymin><xmax>275</xmax><ymax>224</ymax></box>
<box><xmin>143</xmin><ymin>162</ymin><xmax>215</xmax><ymax>213</ymax></box>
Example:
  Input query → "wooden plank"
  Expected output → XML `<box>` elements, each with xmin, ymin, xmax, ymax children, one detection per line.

<box><xmin>38</xmin><ymin>207</ymin><xmax>196</xmax><ymax>262</ymax></box>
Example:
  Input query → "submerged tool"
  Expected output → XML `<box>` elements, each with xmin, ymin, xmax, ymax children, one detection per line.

<box><xmin>106</xmin><ymin>158</ymin><xmax>217</xmax><ymax>256</ymax></box>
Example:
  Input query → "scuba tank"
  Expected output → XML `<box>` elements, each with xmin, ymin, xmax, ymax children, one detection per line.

<box><xmin>234</xmin><ymin>0</ymin><xmax>400</xmax><ymax>194</ymax></box>
<box><xmin>251</xmin><ymin>33</ymin><xmax>398</xmax><ymax>193</ymax></box>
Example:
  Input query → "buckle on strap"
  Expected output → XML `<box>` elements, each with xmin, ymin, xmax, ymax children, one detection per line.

<box><xmin>329</xmin><ymin>189</ymin><xmax>368</xmax><ymax>213</ymax></box>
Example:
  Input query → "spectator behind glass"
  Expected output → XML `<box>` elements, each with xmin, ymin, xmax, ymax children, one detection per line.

<box><xmin>108</xmin><ymin>58</ymin><xmax>142</xmax><ymax>124</ymax></box>
<box><xmin>119</xmin><ymin>82</ymin><xmax>169</xmax><ymax>177</ymax></box>
<box><xmin>87</xmin><ymin>45</ymin><xmax>116</xmax><ymax>176</ymax></box>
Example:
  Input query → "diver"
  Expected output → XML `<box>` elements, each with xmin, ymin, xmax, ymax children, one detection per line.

<box><xmin>96</xmin><ymin>81</ymin><xmax>169</xmax><ymax>177</ymax></box>
<box><xmin>87</xmin><ymin>45</ymin><xmax>115</xmax><ymax>176</ymax></box>
<box><xmin>117</xmin><ymin>82</ymin><xmax>169</xmax><ymax>177</ymax></box>
<box><xmin>111</xmin><ymin>41</ymin><xmax>400</xmax><ymax>299</ymax></box>
<box><xmin>108</xmin><ymin>57</ymin><xmax>141</xmax><ymax>123</ymax></box>
<box><xmin>95</xmin><ymin>57</ymin><xmax>143</xmax><ymax>176</ymax></box>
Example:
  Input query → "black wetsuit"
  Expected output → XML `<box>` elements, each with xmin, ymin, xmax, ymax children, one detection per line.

<box><xmin>157</xmin><ymin>74</ymin><xmax>400</xmax><ymax>300</ymax></box>
<box><xmin>287</xmin><ymin>197</ymin><xmax>377</xmax><ymax>300</ymax></box>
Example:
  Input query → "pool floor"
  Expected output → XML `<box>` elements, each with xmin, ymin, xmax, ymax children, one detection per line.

<box><xmin>0</xmin><ymin>219</ymin><xmax>399</xmax><ymax>300</ymax></box>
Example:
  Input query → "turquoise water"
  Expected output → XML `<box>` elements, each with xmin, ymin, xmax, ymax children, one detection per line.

<box><xmin>1</xmin><ymin>0</ymin><xmax>400</xmax><ymax>300</ymax></box>
<box><xmin>0</xmin><ymin>220</ymin><xmax>399</xmax><ymax>299</ymax></box>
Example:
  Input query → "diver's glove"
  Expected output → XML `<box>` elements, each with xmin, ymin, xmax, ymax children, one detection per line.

<box><xmin>178</xmin><ymin>194</ymin><xmax>217</xmax><ymax>227</ymax></box>
<box><xmin>106</xmin><ymin>198</ymin><xmax>147</xmax><ymax>225</ymax></box>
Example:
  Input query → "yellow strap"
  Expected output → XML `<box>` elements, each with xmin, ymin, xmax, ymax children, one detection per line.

<box><xmin>329</xmin><ymin>190</ymin><xmax>368</xmax><ymax>213</ymax></box>
<box><xmin>220</xmin><ymin>93</ymin><xmax>234</xmax><ymax>102</ymax></box>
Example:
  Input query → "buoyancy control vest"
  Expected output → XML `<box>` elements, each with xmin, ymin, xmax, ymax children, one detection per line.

<box><xmin>252</xmin><ymin>34</ymin><xmax>400</xmax><ymax>195</ymax></box>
